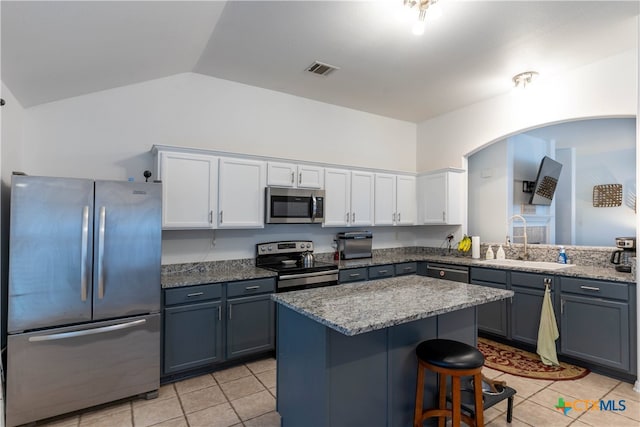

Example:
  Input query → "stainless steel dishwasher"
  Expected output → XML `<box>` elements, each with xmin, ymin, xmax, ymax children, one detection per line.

<box><xmin>426</xmin><ymin>262</ymin><xmax>470</xmax><ymax>283</ymax></box>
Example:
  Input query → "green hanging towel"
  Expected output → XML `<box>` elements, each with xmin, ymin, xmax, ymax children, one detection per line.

<box><xmin>537</xmin><ymin>283</ymin><xmax>560</xmax><ymax>366</ymax></box>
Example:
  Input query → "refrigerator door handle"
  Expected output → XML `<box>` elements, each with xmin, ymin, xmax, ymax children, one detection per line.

<box><xmin>28</xmin><ymin>319</ymin><xmax>147</xmax><ymax>342</ymax></box>
<box><xmin>97</xmin><ymin>206</ymin><xmax>106</xmax><ymax>299</ymax></box>
<box><xmin>80</xmin><ymin>205</ymin><xmax>90</xmax><ymax>301</ymax></box>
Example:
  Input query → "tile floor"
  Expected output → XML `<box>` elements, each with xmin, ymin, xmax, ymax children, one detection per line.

<box><xmin>18</xmin><ymin>357</ymin><xmax>640</xmax><ymax>427</ymax></box>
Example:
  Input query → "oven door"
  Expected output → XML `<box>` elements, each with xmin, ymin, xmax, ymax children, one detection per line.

<box><xmin>277</xmin><ymin>270</ymin><xmax>338</xmax><ymax>292</ymax></box>
<box><xmin>266</xmin><ymin>187</ymin><xmax>324</xmax><ymax>224</ymax></box>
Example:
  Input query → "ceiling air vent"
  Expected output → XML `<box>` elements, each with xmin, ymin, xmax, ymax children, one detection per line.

<box><xmin>305</xmin><ymin>61</ymin><xmax>339</xmax><ymax>77</ymax></box>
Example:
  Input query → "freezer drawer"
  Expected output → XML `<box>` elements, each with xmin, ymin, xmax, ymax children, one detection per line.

<box><xmin>6</xmin><ymin>313</ymin><xmax>160</xmax><ymax>427</ymax></box>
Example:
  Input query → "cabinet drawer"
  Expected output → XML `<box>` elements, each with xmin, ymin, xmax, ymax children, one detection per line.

<box><xmin>470</xmin><ymin>268</ymin><xmax>507</xmax><ymax>284</ymax></box>
<box><xmin>368</xmin><ymin>265</ymin><xmax>394</xmax><ymax>280</ymax></box>
<box><xmin>511</xmin><ymin>271</ymin><xmax>553</xmax><ymax>290</ymax></box>
<box><xmin>227</xmin><ymin>278</ymin><xmax>276</xmax><ymax>298</ymax></box>
<box><xmin>164</xmin><ymin>283</ymin><xmax>222</xmax><ymax>306</ymax></box>
<box><xmin>560</xmin><ymin>277</ymin><xmax>629</xmax><ymax>301</ymax></box>
<box><xmin>395</xmin><ymin>262</ymin><xmax>417</xmax><ymax>276</ymax></box>
<box><xmin>339</xmin><ymin>268</ymin><xmax>368</xmax><ymax>283</ymax></box>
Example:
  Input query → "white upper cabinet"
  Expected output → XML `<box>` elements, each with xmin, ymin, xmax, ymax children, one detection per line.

<box><xmin>156</xmin><ymin>151</ymin><xmax>217</xmax><ymax>229</ymax></box>
<box><xmin>298</xmin><ymin>164</ymin><xmax>324</xmax><ymax>188</ymax></box>
<box><xmin>396</xmin><ymin>175</ymin><xmax>417</xmax><ymax>225</ymax></box>
<box><xmin>418</xmin><ymin>170</ymin><xmax>464</xmax><ymax>225</ymax></box>
<box><xmin>350</xmin><ymin>171</ymin><xmax>375</xmax><ymax>226</ymax></box>
<box><xmin>324</xmin><ymin>168</ymin><xmax>351</xmax><ymax>226</ymax></box>
<box><xmin>324</xmin><ymin>168</ymin><xmax>374</xmax><ymax>227</ymax></box>
<box><xmin>374</xmin><ymin>174</ymin><xmax>416</xmax><ymax>226</ymax></box>
<box><xmin>374</xmin><ymin>173</ymin><xmax>396</xmax><ymax>226</ymax></box>
<box><xmin>218</xmin><ymin>157</ymin><xmax>266</xmax><ymax>228</ymax></box>
<box><xmin>267</xmin><ymin>161</ymin><xmax>323</xmax><ymax>189</ymax></box>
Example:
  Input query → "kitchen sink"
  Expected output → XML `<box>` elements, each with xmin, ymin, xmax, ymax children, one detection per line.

<box><xmin>478</xmin><ymin>258</ymin><xmax>576</xmax><ymax>271</ymax></box>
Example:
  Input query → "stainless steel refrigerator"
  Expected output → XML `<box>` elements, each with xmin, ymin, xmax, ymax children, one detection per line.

<box><xmin>5</xmin><ymin>175</ymin><xmax>162</xmax><ymax>427</ymax></box>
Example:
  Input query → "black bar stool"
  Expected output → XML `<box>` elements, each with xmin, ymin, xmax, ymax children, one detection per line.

<box><xmin>413</xmin><ymin>339</ymin><xmax>485</xmax><ymax>427</ymax></box>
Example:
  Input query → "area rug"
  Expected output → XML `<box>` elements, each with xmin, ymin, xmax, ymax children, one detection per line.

<box><xmin>478</xmin><ymin>337</ymin><xmax>589</xmax><ymax>381</ymax></box>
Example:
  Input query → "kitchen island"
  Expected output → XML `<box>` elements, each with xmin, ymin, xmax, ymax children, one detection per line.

<box><xmin>272</xmin><ymin>275</ymin><xmax>513</xmax><ymax>427</ymax></box>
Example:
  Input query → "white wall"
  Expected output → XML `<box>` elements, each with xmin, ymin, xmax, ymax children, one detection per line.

<box><xmin>11</xmin><ymin>73</ymin><xmax>424</xmax><ymax>263</ymax></box>
<box><xmin>1</xmin><ymin>82</ymin><xmax>24</xmax><ymax>183</ymax></box>
<box><xmin>417</xmin><ymin>49</ymin><xmax>637</xmax><ymax>172</ymax></box>
<box><xmin>163</xmin><ymin>225</ymin><xmax>426</xmax><ymax>264</ymax></box>
<box><xmin>467</xmin><ymin>139</ymin><xmax>508</xmax><ymax>243</ymax></box>
<box><xmin>20</xmin><ymin>72</ymin><xmax>417</xmax><ymax>181</ymax></box>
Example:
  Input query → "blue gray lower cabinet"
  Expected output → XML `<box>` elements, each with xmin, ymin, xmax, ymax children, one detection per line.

<box><xmin>162</xmin><ymin>278</ymin><xmax>275</xmax><ymax>376</ymax></box>
<box><xmin>164</xmin><ymin>300</ymin><xmax>223</xmax><ymax>374</ymax></box>
<box><xmin>470</xmin><ymin>268</ymin><xmax>509</xmax><ymax>338</ymax></box>
<box><xmin>226</xmin><ymin>293</ymin><xmax>275</xmax><ymax>359</ymax></box>
<box><xmin>276</xmin><ymin>304</ymin><xmax>477</xmax><ymax>427</ymax></box>
<box><xmin>471</xmin><ymin>266</ymin><xmax>637</xmax><ymax>378</ymax></box>
<box><xmin>559</xmin><ymin>277</ymin><xmax>634</xmax><ymax>372</ymax></box>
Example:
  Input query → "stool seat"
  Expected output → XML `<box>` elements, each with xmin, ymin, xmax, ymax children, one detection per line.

<box><xmin>416</xmin><ymin>338</ymin><xmax>484</xmax><ymax>370</ymax></box>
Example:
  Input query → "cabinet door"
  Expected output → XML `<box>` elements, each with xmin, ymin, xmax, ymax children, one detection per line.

<box><xmin>560</xmin><ymin>294</ymin><xmax>629</xmax><ymax>371</ymax></box>
<box><xmin>419</xmin><ymin>171</ymin><xmax>463</xmax><ymax>225</ymax></box>
<box><xmin>511</xmin><ymin>286</ymin><xmax>548</xmax><ymax>345</ymax></box>
<box><xmin>350</xmin><ymin>171</ymin><xmax>374</xmax><ymax>226</ymax></box>
<box><xmin>226</xmin><ymin>294</ymin><xmax>275</xmax><ymax>359</ymax></box>
<box><xmin>163</xmin><ymin>300</ymin><xmax>222</xmax><ymax>374</ymax></box>
<box><xmin>421</xmin><ymin>172</ymin><xmax>447</xmax><ymax>224</ymax></box>
<box><xmin>324</xmin><ymin>168</ymin><xmax>351</xmax><ymax>226</ymax></box>
<box><xmin>473</xmin><ymin>282</ymin><xmax>509</xmax><ymax>337</ymax></box>
<box><xmin>298</xmin><ymin>165</ymin><xmax>324</xmax><ymax>189</ymax></box>
<box><xmin>267</xmin><ymin>161</ymin><xmax>297</xmax><ymax>187</ymax></box>
<box><xmin>218</xmin><ymin>158</ymin><xmax>266</xmax><ymax>228</ymax></box>
<box><xmin>158</xmin><ymin>152</ymin><xmax>217</xmax><ymax>229</ymax></box>
<box><xmin>374</xmin><ymin>173</ymin><xmax>396</xmax><ymax>226</ymax></box>
<box><xmin>396</xmin><ymin>175</ymin><xmax>416</xmax><ymax>225</ymax></box>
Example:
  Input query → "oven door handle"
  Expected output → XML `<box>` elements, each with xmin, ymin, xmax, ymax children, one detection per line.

<box><xmin>280</xmin><ymin>270</ymin><xmax>338</xmax><ymax>280</ymax></box>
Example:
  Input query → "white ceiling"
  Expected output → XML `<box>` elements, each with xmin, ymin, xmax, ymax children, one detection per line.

<box><xmin>2</xmin><ymin>1</ymin><xmax>638</xmax><ymax>122</ymax></box>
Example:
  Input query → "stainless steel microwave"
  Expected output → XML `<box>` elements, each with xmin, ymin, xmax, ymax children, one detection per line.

<box><xmin>265</xmin><ymin>187</ymin><xmax>325</xmax><ymax>224</ymax></box>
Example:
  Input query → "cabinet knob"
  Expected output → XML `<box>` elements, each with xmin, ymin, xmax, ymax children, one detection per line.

<box><xmin>291</xmin><ymin>171</ymin><xmax>295</xmax><ymax>184</ymax></box>
<box><xmin>352</xmin><ymin>212</ymin><xmax>355</xmax><ymax>222</ymax></box>
<box><xmin>298</xmin><ymin>173</ymin><xmax>302</xmax><ymax>185</ymax></box>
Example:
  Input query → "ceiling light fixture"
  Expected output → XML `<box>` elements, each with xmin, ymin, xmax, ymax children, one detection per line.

<box><xmin>512</xmin><ymin>71</ymin><xmax>539</xmax><ymax>89</ymax></box>
<box><xmin>403</xmin><ymin>0</ymin><xmax>443</xmax><ymax>35</ymax></box>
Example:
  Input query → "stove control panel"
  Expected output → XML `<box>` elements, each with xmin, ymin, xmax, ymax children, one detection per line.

<box><xmin>257</xmin><ymin>240</ymin><xmax>313</xmax><ymax>255</ymax></box>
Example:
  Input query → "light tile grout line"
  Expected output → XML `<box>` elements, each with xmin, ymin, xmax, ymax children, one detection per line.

<box><xmin>171</xmin><ymin>379</ymin><xmax>191</xmax><ymax>427</ymax></box>
<box><xmin>210</xmin><ymin>370</ymin><xmax>246</xmax><ymax>427</ymax></box>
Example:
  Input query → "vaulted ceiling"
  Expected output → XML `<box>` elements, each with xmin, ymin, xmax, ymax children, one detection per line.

<box><xmin>2</xmin><ymin>1</ymin><xmax>638</xmax><ymax>122</ymax></box>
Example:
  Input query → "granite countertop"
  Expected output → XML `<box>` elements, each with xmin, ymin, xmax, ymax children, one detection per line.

<box><xmin>272</xmin><ymin>275</ymin><xmax>514</xmax><ymax>336</ymax></box>
<box><xmin>161</xmin><ymin>264</ymin><xmax>277</xmax><ymax>288</ymax></box>
<box><xmin>161</xmin><ymin>248</ymin><xmax>635</xmax><ymax>289</ymax></box>
<box><xmin>334</xmin><ymin>254</ymin><xmax>635</xmax><ymax>284</ymax></box>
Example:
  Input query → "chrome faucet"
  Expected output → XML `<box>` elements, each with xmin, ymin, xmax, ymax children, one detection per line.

<box><xmin>507</xmin><ymin>214</ymin><xmax>528</xmax><ymax>260</ymax></box>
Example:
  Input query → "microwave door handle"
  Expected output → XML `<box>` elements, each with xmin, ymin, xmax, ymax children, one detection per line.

<box><xmin>311</xmin><ymin>194</ymin><xmax>317</xmax><ymax>222</ymax></box>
